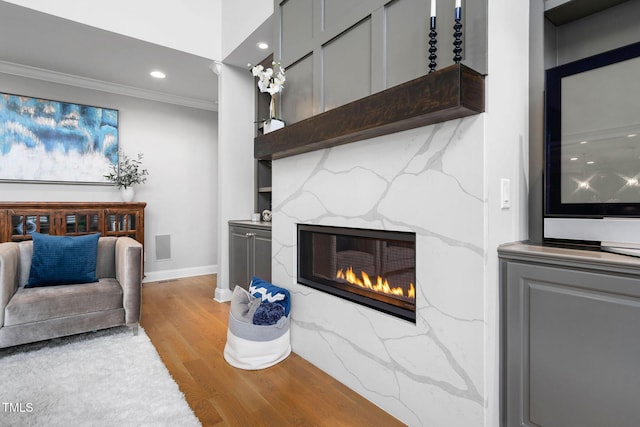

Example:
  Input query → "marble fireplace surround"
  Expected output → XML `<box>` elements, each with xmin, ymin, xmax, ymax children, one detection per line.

<box><xmin>271</xmin><ymin>116</ymin><xmax>486</xmax><ymax>425</ymax></box>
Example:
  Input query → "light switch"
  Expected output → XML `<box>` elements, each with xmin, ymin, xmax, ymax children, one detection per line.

<box><xmin>500</xmin><ymin>178</ymin><xmax>511</xmax><ymax>209</ymax></box>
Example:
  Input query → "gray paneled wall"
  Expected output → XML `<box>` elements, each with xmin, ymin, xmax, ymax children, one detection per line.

<box><xmin>323</xmin><ymin>17</ymin><xmax>372</xmax><ymax>110</ymax></box>
<box><xmin>275</xmin><ymin>0</ymin><xmax>487</xmax><ymax>125</ymax></box>
<box><xmin>281</xmin><ymin>53</ymin><xmax>314</xmax><ymax>125</ymax></box>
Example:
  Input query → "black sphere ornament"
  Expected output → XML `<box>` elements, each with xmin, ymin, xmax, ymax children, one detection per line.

<box><xmin>453</xmin><ymin>7</ymin><xmax>463</xmax><ymax>64</ymax></box>
<box><xmin>428</xmin><ymin>16</ymin><xmax>437</xmax><ymax>74</ymax></box>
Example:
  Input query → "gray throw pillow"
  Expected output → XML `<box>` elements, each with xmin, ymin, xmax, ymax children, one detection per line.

<box><xmin>229</xmin><ymin>286</ymin><xmax>261</xmax><ymax>324</ymax></box>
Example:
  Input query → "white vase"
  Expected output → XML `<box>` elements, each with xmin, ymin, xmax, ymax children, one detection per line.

<box><xmin>269</xmin><ymin>93</ymin><xmax>277</xmax><ymax>120</ymax></box>
<box><xmin>263</xmin><ymin>119</ymin><xmax>285</xmax><ymax>134</ymax></box>
<box><xmin>263</xmin><ymin>93</ymin><xmax>285</xmax><ymax>134</ymax></box>
<box><xmin>121</xmin><ymin>186</ymin><xmax>135</xmax><ymax>202</ymax></box>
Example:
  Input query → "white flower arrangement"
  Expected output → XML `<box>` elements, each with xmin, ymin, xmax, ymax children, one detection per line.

<box><xmin>251</xmin><ymin>62</ymin><xmax>286</xmax><ymax>95</ymax></box>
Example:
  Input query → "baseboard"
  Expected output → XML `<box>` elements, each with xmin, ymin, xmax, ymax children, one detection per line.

<box><xmin>214</xmin><ymin>287</ymin><xmax>233</xmax><ymax>302</ymax></box>
<box><xmin>143</xmin><ymin>265</ymin><xmax>217</xmax><ymax>283</ymax></box>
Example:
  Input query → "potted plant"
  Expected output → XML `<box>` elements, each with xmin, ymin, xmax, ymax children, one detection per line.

<box><xmin>104</xmin><ymin>150</ymin><xmax>149</xmax><ymax>202</ymax></box>
<box><xmin>252</xmin><ymin>61</ymin><xmax>286</xmax><ymax>133</ymax></box>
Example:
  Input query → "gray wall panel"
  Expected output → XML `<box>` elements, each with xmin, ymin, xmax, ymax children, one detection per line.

<box><xmin>323</xmin><ymin>0</ymin><xmax>385</xmax><ymax>40</ymax></box>
<box><xmin>281</xmin><ymin>0</ymin><xmax>314</xmax><ymax>65</ymax></box>
<box><xmin>282</xmin><ymin>54</ymin><xmax>314</xmax><ymax>125</ymax></box>
<box><xmin>386</xmin><ymin>0</ymin><xmax>428</xmax><ymax>88</ymax></box>
<box><xmin>322</xmin><ymin>18</ymin><xmax>372</xmax><ymax>111</ymax></box>
<box><xmin>529</xmin><ymin>280</ymin><xmax>640</xmax><ymax>427</ymax></box>
<box><xmin>464</xmin><ymin>0</ymin><xmax>487</xmax><ymax>74</ymax></box>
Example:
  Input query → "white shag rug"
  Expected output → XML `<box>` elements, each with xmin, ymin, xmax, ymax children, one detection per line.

<box><xmin>0</xmin><ymin>327</ymin><xmax>200</xmax><ymax>427</ymax></box>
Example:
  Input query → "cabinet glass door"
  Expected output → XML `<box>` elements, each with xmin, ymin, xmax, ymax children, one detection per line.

<box><xmin>11</xmin><ymin>214</ymin><xmax>50</xmax><ymax>240</ymax></box>
<box><xmin>107</xmin><ymin>213</ymin><xmax>137</xmax><ymax>239</ymax></box>
<box><xmin>66</xmin><ymin>213</ymin><xmax>100</xmax><ymax>234</ymax></box>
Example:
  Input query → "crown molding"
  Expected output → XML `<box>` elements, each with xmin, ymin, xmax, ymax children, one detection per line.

<box><xmin>0</xmin><ymin>60</ymin><xmax>217</xmax><ymax>112</ymax></box>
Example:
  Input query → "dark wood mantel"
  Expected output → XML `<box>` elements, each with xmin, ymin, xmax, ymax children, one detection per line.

<box><xmin>255</xmin><ymin>63</ymin><xmax>485</xmax><ymax>160</ymax></box>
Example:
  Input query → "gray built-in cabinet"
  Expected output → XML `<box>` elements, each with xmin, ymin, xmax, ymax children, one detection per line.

<box><xmin>528</xmin><ymin>1</ymin><xmax>640</xmax><ymax>243</ymax></box>
<box><xmin>499</xmin><ymin>242</ymin><xmax>640</xmax><ymax>427</ymax></box>
<box><xmin>229</xmin><ymin>221</ymin><xmax>272</xmax><ymax>291</ymax></box>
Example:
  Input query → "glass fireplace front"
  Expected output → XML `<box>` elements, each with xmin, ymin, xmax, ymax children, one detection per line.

<box><xmin>297</xmin><ymin>224</ymin><xmax>416</xmax><ymax>322</ymax></box>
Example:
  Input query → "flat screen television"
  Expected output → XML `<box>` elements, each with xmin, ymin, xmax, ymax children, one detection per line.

<box><xmin>544</xmin><ymin>41</ymin><xmax>640</xmax><ymax>254</ymax></box>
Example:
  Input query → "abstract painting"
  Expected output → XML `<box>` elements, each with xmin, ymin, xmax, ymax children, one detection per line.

<box><xmin>0</xmin><ymin>93</ymin><xmax>118</xmax><ymax>183</ymax></box>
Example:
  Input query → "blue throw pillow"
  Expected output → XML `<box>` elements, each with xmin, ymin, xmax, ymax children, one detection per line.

<box><xmin>249</xmin><ymin>276</ymin><xmax>290</xmax><ymax>316</ymax></box>
<box><xmin>26</xmin><ymin>233</ymin><xmax>100</xmax><ymax>287</ymax></box>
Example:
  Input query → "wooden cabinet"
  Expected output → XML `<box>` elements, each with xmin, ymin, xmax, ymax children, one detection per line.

<box><xmin>499</xmin><ymin>242</ymin><xmax>640</xmax><ymax>427</ymax></box>
<box><xmin>229</xmin><ymin>221</ymin><xmax>271</xmax><ymax>290</ymax></box>
<box><xmin>0</xmin><ymin>202</ymin><xmax>146</xmax><ymax>245</ymax></box>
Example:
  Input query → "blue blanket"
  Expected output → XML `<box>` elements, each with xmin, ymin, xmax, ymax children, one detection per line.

<box><xmin>253</xmin><ymin>302</ymin><xmax>286</xmax><ymax>325</ymax></box>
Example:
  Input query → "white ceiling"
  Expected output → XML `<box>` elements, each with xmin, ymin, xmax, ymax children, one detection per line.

<box><xmin>0</xmin><ymin>0</ymin><xmax>220</xmax><ymax>110</ymax></box>
<box><xmin>224</xmin><ymin>16</ymin><xmax>274</xmax><ymax>71</ymax></box>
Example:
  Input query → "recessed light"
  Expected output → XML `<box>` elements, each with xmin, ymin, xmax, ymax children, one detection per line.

<box><xmin>628</xmin><ymin>134</ymin><xmax>638</xmax><ymax>138</ymax></box>
<box><xmin>580</xmin><ymin>140</ymin><xmax>588</xmax><ymax>144</ymax></box>
<box><xmin>570</xmin><ymin>157</ymin><xmax>578</xmax><ymax>161</ymax></box>
<box><xmin>587</xmin><ymin>161</ymin><xmax>595</xmax><ymax>164</ymax></box>
<box><xmin>150</xmin><ymin>70</ymin><xmax>166</xmax><ymax>79</ymax></box>
<box><xmin>257</xmin><ymin>42</ymin><xmax>269</xmax><ymax>50</ymax></box>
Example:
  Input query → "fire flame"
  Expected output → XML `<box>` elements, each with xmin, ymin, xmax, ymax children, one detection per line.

<box><xmin>336</xmin><ymin>267</ymin><xmax>415</xmax><ymax>299</ymax></box>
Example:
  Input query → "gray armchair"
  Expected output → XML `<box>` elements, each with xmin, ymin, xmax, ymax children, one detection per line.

<box><xmin>0</xmin><ymin>236</ymin><xmax>143</xmax><ymax>348</ymax></box>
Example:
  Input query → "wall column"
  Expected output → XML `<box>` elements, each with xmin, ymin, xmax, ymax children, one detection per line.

<box><xmin>215</xmin><ymin>63</ymin><xmax>255</xmax><ymax>301</ymax></box>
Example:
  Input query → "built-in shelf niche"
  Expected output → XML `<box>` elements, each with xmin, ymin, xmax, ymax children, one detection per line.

<box><xmin>255</xmin><ymin>64</ymin><xmax>485</xmax><ymax>161</ymax></box>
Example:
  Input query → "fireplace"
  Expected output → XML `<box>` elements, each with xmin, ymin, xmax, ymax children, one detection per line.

<box><xmin>297</xmin><ymin>224</ymin><xmax>416</xmax><ymax>322</ymax></box>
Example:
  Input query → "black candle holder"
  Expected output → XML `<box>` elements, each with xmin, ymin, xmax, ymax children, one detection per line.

<box><xmin>428</xmin><ymin>16</ymin><xmax>437</xmax><ymax>74</ymax></box>
<box><xmin>453</xmin><ymin>7</ymin><xmax>463</xmax><ymax>64</ymax></box>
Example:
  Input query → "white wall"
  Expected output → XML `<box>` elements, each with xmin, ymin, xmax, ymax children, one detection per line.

<box><xmin>484</xmin><ymin>0</ymin><xmax>531</xmax><ymax>425</ymax></box>
<box><xmin>214</xmin><ymin>0</ymin><xmax>274</xmax><ymax>301</ymax></box>
<box><xmin>220</xmin><ymin>0</ymin><xmax>273</xmax><ymax>60</ymax></box>
<box><xmin>0</xmin><ymin>73</ymin><xmax>219</xmax><ymax>280</ymax></box>
<box><xmin>215</xmin><ymin>63</ymin><xmax>256</xmax><ymax>302</ymax></box>
<box><xmin>3</xmin><ymin>0</ymin><xmax>221</xmax><ymax>60</ymax></box>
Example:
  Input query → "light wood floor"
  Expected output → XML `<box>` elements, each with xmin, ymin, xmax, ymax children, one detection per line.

<box><xmin>140</xmin><ymin>275</ymin><xmax>405</xmax><ymax>427</ymax></box>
